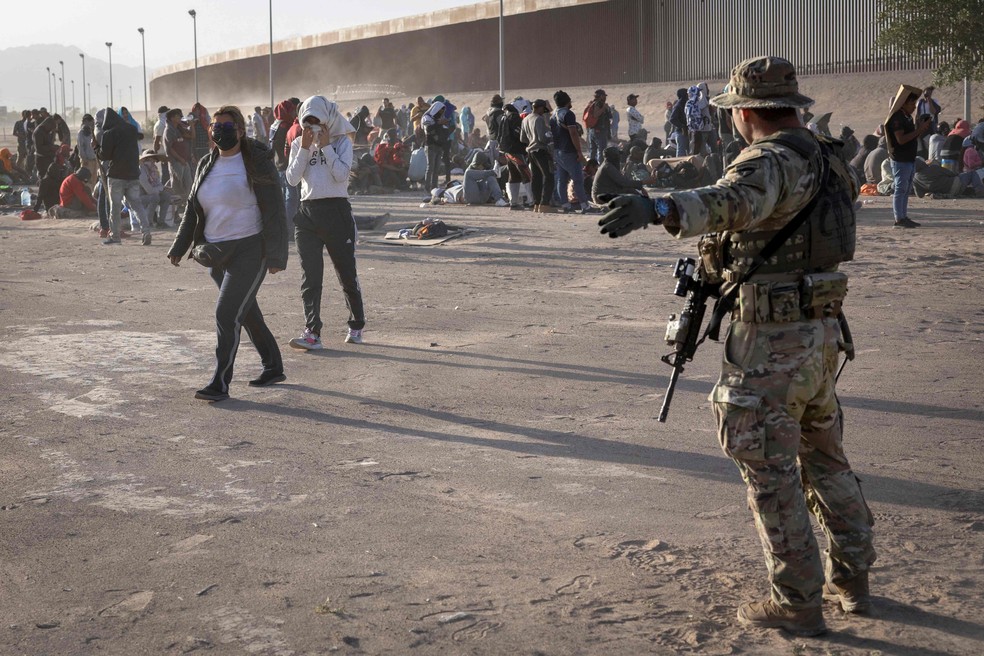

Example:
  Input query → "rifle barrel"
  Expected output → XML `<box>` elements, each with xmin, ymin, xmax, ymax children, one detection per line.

<box><xmin>658</xmin><ymin>366</ymin><xmax>682</xmax><ymax>423</ymax></box>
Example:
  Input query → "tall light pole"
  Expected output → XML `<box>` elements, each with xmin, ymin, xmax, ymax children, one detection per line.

<box><xmin>498</xmin><ymin>0</ymin><xmax>504</xmax><ymax>98</ymax></box>
<box><xmin>268</xmin><ymin>0</ymin><xmax>274</xmax><ymax>110</ymax></box>
<box><xmin>46</xmin><ymin>67</ymin><xmax>52</xmax><ymax>109</ymax></box>
<box><xmin>106</xmin><ymin>42</ymin><xmax>114</xmax><ymax>109</ymax></box>
<box><xmin>189</xmin><ymin>9</ymin><xmax>199</xmax><ymax>104</ymax></box>
<box><xmin>79</xmin><ymin>53</ymin><xmax>87</xmax><ymax>115</ymax></box>
<box><xmin>138</xmin><ymin>27</ymin><xmax>149</xmax><ymax>126</ymax></box>
<box><xmin>52</xmin><ymin>72</ymin><xmax>58</xmax><ymax>113</ymax></box>
<box><xmin>71</xmin><ymin>80</ymin><xmax>76</xmax><ymax>125</ymax></box>
<box><xmin>965</xmin><ymin>78</ymin><xmax>972</xmax><ymax>121</ymax></box>
<box><xmin>59</xmin><ymin>60</ymin><xmax>66</xmax><ymax>117</ymax></box>
<box><xmin>88</xmin><ymin>83</ymin><xmax>92</xmax><ymax>113</ymax></box>
<box><xmin>129</xmin><ymin>86</ymin><xmax>134</xmax><ymax>109</ymax></box>
<box><xmin>106</xmin><ymin>84</ymin><xmax>109</xmax><ymax>107</ymax></box>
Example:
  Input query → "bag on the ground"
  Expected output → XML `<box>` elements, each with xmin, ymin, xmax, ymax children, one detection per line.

<box><xmin>411</xmin><ymin>219</ymin><xmax>450</xmax><ymax>240</ymax></box>
<box><xmin>407</xmin><ymin>147</ymin><xmax>427</xmax><ymax>182</ymax></box>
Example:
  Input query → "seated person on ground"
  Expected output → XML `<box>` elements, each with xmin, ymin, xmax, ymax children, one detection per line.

<box><xmin>50</xmin><ymin>167</ymin><xmax>97</xmax><ymax>218</ymax></box>
<box><xmin>850</xmin><ymin>134</ymin><xmax>879</xmax><ymax>181</ymax></box>
<box><xmin>374</xmin><ymin>129</ymin><xmax>409</xmax><ymax>189</ymax></box>
<box><xmin>622</xmin><ymin>145</ymin><xmax>654</xmax><ymax>182</ymax></box>
<box><xmin>876</xmin><ymin>157</ymin><xmax>894</xmax><ymax>196</ymax></box>
<box><xmin>593</xmin><ymin>146</ymin><xmax>647</xmax><ymax>204</ymax></box>
<box><xmin>914</xmin><ymin>157</ymin><xmax>984</xmax><ymax>198</ymax></box>
<box><xmin>940</xmin><ymin>121</ymin><xmax>971</xmax><ymax>171</ymax></box>
<box><xmin>463</xmin><ymin>151</ymin><xmax>507</xmax><ymax>206</ymax></box>
<box><xmin>644</xmin><ymin>137</ymin><xmax>665</xmax><ymax>164</ymax></box>
<box><xmin>467</xmin><ymin>128</ymin><xmax>486</xmax><ymax>150</ymax></box>
<box><xmin>0</xmin><ymin>148</ymin><xmax>32</xmax><ymax>184</ymax></box>
<box><xmin>864</xmin><ymin>138</ymin><xmax>889</xmax><ymax>185</ymax></box>
<box><xmin>349</xmin><ymin>152</ymin><xmax>385</xmax><ymax>195</ymax></box>
<box><xmin>34</xmin><ymin>162</ymin><xmax>66</xmax><ymax>213</ymax></box>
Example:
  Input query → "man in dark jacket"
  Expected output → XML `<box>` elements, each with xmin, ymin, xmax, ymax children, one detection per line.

<box><xmin>483</xmin><ymin>94</ymin><xmax>505</xmax><ymax>143</ymax></box>
<box><xmin>33</xmin><ymin>115</ymin><xmax>59</xmax><ymax>180</ymax></box>
<box><xmin>669</xmin><ymin>88</ymin><xmax>690</xmax><ymax>156</ymax></box>
<box><xmin>98</xmin><ymin>108</ymin><xmax>145</xmax><ymax>245</ymax></box>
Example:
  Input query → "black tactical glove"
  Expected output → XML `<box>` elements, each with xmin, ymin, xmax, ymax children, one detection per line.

<box><xmin>598</xmin><ymin>194</ymin><xmax>657</xmax><ymax>238</ymax></box>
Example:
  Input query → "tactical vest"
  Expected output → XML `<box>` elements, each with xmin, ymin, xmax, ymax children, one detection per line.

<box><xmin>700</xmin><ymin>130</ymin><xmax>856</xmax><ymax>283</ymax></box>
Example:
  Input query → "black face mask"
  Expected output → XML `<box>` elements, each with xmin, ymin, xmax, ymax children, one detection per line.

<box><xmin>211</xmin><ymin>124</ymin><xmax>239</xmax><ymax>151</ymax></box>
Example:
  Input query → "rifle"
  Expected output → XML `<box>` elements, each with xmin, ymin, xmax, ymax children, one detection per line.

<box><xmin>658</xmin><ymin>258</ymin><xmax>719</xmax><ymax>423</ymax></box>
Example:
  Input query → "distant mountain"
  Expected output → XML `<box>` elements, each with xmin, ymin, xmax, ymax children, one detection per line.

<box><xmin>0</xmin><ymin>44</ymin><xmax>150</xmax><ymax>121</ymax></box>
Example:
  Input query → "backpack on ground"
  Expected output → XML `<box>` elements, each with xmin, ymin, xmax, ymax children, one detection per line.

<box><xmin>412</xmin><ymin>219</ymin><xmax>450</xmax><ymax>240</ymax></box>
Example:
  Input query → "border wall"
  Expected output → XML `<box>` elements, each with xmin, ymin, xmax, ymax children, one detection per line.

<box><xmin>150</xmin><ymin>0</ymin><xmax>941</xmax><ymax>109</ymax></box>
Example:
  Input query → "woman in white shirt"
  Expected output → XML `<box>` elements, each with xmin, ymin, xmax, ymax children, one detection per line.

<box><xmin>167</xmin><ymin>106</ymin><xmax>289</xmax><ymax>401</ymax></box>
<box><xmin>285</xmin><ymin>96</ymin><xmax>365</xmax><ymax>350</ymax></box>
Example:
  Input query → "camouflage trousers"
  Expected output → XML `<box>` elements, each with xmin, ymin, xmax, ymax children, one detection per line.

<box><xmin>711</xmin><ymin>316</ymin><xmax>876</xmax><ymax>609</ymax></box>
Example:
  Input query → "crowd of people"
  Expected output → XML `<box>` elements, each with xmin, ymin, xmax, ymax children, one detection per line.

<box><xmin>3</xmin><ymin>83</ymin><xmax>983</xmax><ymax>399</ymax></box>
<box><xmin>5</xmin><ymin>50</ymin><xmax>984</xmax><ymax>641</ymax></box>
<box><xmin>849</xmin><ymin>85</ymin><xmax>984</xmax><ymax>227</ymax></box>
<box><xmin>6</xmin><ymin>85</ymin><xmax>984</xmax><ymax>235</ymax></box>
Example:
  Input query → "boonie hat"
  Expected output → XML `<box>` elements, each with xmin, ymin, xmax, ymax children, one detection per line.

<box><xmin>139</xmin><ymin>149</ymin><xmax>160</xmax><ymax>160</ymax></box>
<box><xmin>710</xmin><ymin>56</ymin><xmax>814</xmax><ymax>109</ymax></box>
<box><xmin>594</xmin><ymin>89</ymin><xmax>607</xmax><ymax>97</ymax></box>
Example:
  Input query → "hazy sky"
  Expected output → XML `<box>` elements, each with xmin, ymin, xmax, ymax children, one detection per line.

<box><xmin>11</xmin><ymin>0</ymin><xmax>482</xmax><ymax>70</ymax></box>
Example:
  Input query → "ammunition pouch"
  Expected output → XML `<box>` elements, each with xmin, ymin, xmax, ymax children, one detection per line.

<box><xmin>697</xmin><ymin>234</ymin><xmax>725</xmax><ymax>285</ymax></box>
<box><xmin>734</xmin><ymin>272</ymin><xmax>848</xmax><ymax>323</ymax></box>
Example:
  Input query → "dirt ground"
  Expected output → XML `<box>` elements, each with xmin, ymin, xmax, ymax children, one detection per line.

<box><xmin>1</xmin><ymin>179</ymin><xmax>983</xmax><ymax>655</ymax></box>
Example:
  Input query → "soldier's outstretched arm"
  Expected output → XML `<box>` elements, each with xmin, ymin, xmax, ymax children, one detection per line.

<box><xmin>598</xmin><ymin>194</ymin><xmax>660</xmax><ymax>238</ymax></box>
<box><xmin>661</xmin><ymin>148</ymin><xmax>787</xmax><ymax>238</ymax></box>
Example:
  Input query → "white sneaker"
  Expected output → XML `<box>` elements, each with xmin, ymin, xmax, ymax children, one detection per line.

<box><xmin>289</xmin><ymin>328</ymin><xmax>323</xmax><ymax>350</ymax></box>
<box><xmin>494</xmin><ymin>198</ymin><xmax>508</xmax><ymax>207</ymax></box>
<box><xmin>345</xmin><ymin>328</ymin><xmax>364</xmax><ymax>344</ymax></box>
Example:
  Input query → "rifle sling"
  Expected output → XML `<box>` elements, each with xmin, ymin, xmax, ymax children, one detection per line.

<box><xmin>703</xmin><ymin>146</ymin><xmax>831</xmax><ymax>342</ymax></box>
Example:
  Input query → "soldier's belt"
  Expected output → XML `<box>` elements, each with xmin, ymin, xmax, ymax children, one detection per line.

<box><xmin>733</xmin><ymin>272</ymin><xmax>848</xmax><ymax>324</ymax></box>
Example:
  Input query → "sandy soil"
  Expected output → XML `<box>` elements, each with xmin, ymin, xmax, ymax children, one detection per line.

<box><xmin>1</xmin><ymin>184</ymin><xmax>983</xmax><ymax>655</ymax></box>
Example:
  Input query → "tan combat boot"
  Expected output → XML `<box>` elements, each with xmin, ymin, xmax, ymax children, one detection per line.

<box><xmin>823</xmin><ymin>571</ymin><xmax>871</xmax><ymax>614</ymax></box>
<box><xmin>736</xmin><ymin>599</ymin><xmax>827</xmax><ymax>636</ymax></box>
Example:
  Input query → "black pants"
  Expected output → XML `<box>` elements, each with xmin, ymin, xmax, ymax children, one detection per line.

<box><xmin>529</xmin><ymin>149</ymin><xmax>554</xmax><ymax>206</ymax></box>
<box><xmin>208</xmin><ymin>233</ymin><xmax>282</xmax><ymax>392</ymax></box>
<box><xmin>97</xmin><ymin>183</ymin><xmax>109</xmax><ymax>231</ymax></box>
<box><xmin>294</xmin><ymin>197</ymin><xmax>365</xmax><ymax>336</ymax></box>
<box><xmin>425</xmin><ymin>145</ymin><xmax>442</xmax><ymax>191</ymax></box>
<box><xmin>441</xmin><ymin>146</ymin><xmax>452</xmax><ymax>185</ymax></box>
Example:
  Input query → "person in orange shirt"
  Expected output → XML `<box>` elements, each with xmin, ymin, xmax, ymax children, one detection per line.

<box><xmin>0</xmin><ymin>148</ymin><xmax>32</xmax><ymax>184</ymax></box>
<box><xmin>50</xmin><ymin>168</ymin><xmax>97</xmax><ymax>218</ymax></box>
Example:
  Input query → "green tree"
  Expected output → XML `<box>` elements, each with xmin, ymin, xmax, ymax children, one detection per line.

<box><xmin>876</xmin><ymin>0</ymin><xmax>984</xmax><ymax>85</ymax></box>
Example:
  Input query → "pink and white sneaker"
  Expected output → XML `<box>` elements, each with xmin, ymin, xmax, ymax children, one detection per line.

<box><xmin>289</xmin><ymin>328</ymin><xmax>323</xmax><ymax>350</ymax></box>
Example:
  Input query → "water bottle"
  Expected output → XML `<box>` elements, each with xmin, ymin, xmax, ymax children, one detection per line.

<box><xmin>21</xmin><ymin>188</ymin><xmax>31</xmax><ymax>206</ymax></box>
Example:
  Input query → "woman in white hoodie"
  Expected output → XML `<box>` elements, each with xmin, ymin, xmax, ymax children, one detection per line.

<box><xmin>285</xmin><ymin>96</ymin><xmax>365</xmax><ymax>350</ymax></box>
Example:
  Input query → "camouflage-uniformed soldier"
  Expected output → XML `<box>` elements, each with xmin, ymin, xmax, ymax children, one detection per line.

<box><xmin>599</xmin><ymin>56</ymin><xmax>875</xmax><ymax>636</ymax></box>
